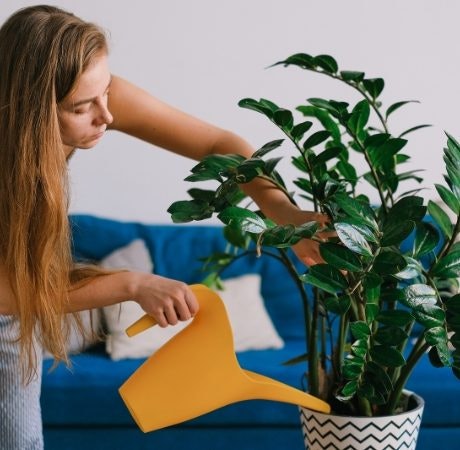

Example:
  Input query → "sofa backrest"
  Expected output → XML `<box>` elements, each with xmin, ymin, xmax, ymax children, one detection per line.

<box><xmin>70</xmin><ymin>215</ymin><xmax>307</xmax><ymax>341</ymax></box>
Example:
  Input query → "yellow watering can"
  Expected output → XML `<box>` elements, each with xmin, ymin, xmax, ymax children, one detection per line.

<box><xmin>119</xmin><ymin>284</ymin><xmax>330</xmax><ymax>432</ymax></box>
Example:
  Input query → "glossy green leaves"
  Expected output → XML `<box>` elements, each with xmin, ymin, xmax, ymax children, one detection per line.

<box><xmin>300</xmin><ymin>264</ymin><xmax>348</xmax><ymax>294</ymax></box>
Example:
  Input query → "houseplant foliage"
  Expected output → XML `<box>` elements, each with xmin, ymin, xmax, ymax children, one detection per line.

<box><xmin>168</xmin><ymin>53</ymin><xmax>460</xmax><ymax>417</ymax></box>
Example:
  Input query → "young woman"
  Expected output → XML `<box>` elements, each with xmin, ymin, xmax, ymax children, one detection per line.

<box><xmin>0</xmin><ymin>5</ymin><xmax>326</xmax><ymax>449</ymax></box>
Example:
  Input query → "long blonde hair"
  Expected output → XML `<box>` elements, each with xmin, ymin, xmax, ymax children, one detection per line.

<box><xmin>0</xmin><ymin>5</ymin><xmax>109</xmax><ymax>381</ymax></box>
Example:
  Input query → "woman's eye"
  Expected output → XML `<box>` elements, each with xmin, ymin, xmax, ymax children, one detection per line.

<box><xmin>73</xmin><ymin>107</ymin><xmax>89</xmax><ymax>115</ymax></box>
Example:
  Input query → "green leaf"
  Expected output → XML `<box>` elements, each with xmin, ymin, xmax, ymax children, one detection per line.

<box><xmin>404</xmin><ymin>284</ymin><xmax>437</xmax><ymax>307</ymax></box>
<box><xmin>319</xmin><ymin>243</ymin><xmax>362</xmax><ymax>272</ymax></box>
<box><xmin>337</xmin><ymin>161</ymin><xmax>358</xmax><ymax>183</ymax></box>
<box><xmin>296</xmin><ymin>105</ymin><xmax>341</xmax><ymax>143</ymax></box>
<box><xmin>348</xmin><ymin>100</ymin><xmax>370</xmax><ymax>136</ymax></box>
<box><xmin>238</xmin><ymin>98</ymin><xmax>273</xmax><ymax>118</ymax></box>
<box><xmin>187</xmin><ymin>188</ymin><xmax>217</xmax><ymax>203</ymax></box>
<box><xmin>366</xmin><ymin>361</ymin><xmax>393</xmax><ymax>394</ymax></box>
<box><xmin>364</xmin><ymin>133</ymin><xmax>391</xmax><ymax>148</ymax></box>
<box><xmin>446</xmin><ymin>294</ymin><xmax>460</xmax><ymax>314</ymax></box>
<box><xmin>187</xmin><ymin>154</ymin><xmax>244</xmax><ymax>182</ymax></box>
<box><xmin>312</xmin><ymin>146</ymin><xmax>342</xmax><ymax>167</ymax></box>
<box><xmin>293</xmin><ymin>221</ymin><xmax>319</xmax><ymax>239</ymax></box>
<box><xmin>373</xmin><ymin>250</ymin><xmax>407</xmax><ymax>275</ymax></box>
<box><xmin>428</xmin><ymin>201</ymin><xmax>453</xmax><ymax>239</ymax></box>
<box><xmin>339</xmin><ymin>380</ymin><xmax>358</xmax><ymax>400</ymax></box>
<box><xmin>343</xmin><ymin>359</ymin><xmax>364</xmax><ymax>379</ymax></box>
<box><xmin>375</xmin><ymin>326</ymin><xmax>408</xmax><ymax>346</ymax></box>
<box><xmin>303</xmin><ymin>130</ymin><xmax>331</xmax><ymax>149</ymax></box>
<box><xmin>300</xmin><ymin>264</ymin><xmax>348</xmax><ymax>294</ymax></box>
<box><xmin>370</xmin><ymin>345</ymin><xmax>405</xmax><ymax>367</ymax></box>
<box><xmin>394</xmin><ymin>256</ymin><xmax>423</xmax><ymax>280</ymax></box>
<box><xmin>413</xmin><ymin>305</ymin><xmax>445</xmax><ymax>329</ymax></box>
<box><xmin>291</xmin><ymin>121</ymin><xmax>313</xmax><ymax>141</ymax></box>
<box><xmin>377</xmin><ymin>310</ymin><xmax>414</xmax><ymax>327</ymax></box>
<box><xmin>167</xmin><ymin>200</ymin><xmax>214</xmax><ymax>223</ymax></box>
<box><xmin>260</xmin><ymin>225</ymin><xmax>297</xmax><ymax>248</ymax></box>
<box><xmin>282</xmin><ymin>352</ymin><xmax>308</xmax><ymax>366</ymax></box>
<box><xmin>264</xmin><ymin>157</ymin><xmax>283</xmax><ymax>174</ymax></box>
<box><xmin>324</xmin><ymin>295</ymin><xmax>351</xmax><ymax>315</ymax></box>
<box><xmin>234</xmin><ymin>158</ymin><xmax>266</xmax><ymax>183</ymax></box>
<box><xmin>217</xmin><ymin>207</ymin><xmax>267</xmax><ymax>233</ymax></box>
<box><xmin>335</xmin><ymin>222</ymin><xmax>373</xmax><ymax>257</ymax></box>
<box><xmin>350</xmin><ymin>321</ymin><xmax>371</xmax><ymax>340</ymax></box>
<box><xmin>338</xmin><ymin>218</ymin><xmax>379</xmax><ymax>243</ymax></box>
<box><xmin>340</xmin><ymin>71</ymin><xmax>365</xmax><ymax>82</ymax></box>
<box><xmin>367</xmin><ymin>138</ymin><xmax>408</xmax><ymax>168</ymax></box>
<box><xmin>351</xmin><ymin>339</ymin><xmax>369</xmax><ymax>358</ymax></box>
<box><xmin>333</xmin><ymin>193</ymin><xmax>377</xmax><ymax>230</ymax></box>
<box><xmin>363</xmin><ymin>78</ymin><xmax>385</xmax><ymax>99</ymax></box>
<box><xmin>223</xmin><ymin>224</ymin><xmax>250</xmax><ymax>249</ymax></box>
<box><xmin>385</xmin><ymin>100</ymin><xmax>420</xmax><ymax>119</ymax></box>
<box><xmin>273</xmin><ymin>108</ymin><xmax>294</xmax><ymax>130</ymax></box>
<box><xmin>435</xmin><ymin>183</ymin><xmax>460</xmax><ymax>215</ymax></box>
<box><xmin>252</xmin><ymin>139</ymin><xmax>285</xmax><ymax>158</ymax></box>
<box><xmin>381</xmin><ymin>220</ymin><xmax>414</xmax><ymax>247</ymax></box>
<box><xmin>413</xmin><ymin>222</ymin><xmax>440</xmax><ymax>257</ymax></box>
<box><xmin>307</xmin><ymin>98</ymin><xmax>346</xmax><ymax>118</ymax></box>
<box><xmin>398</xmin><ymin>124</ymin><xmax>432</xmax><ymax>138</ymax></box>
<box><xmin>385</xmin><ymin>196</ymin><xmax>426</xmax><ymax>224</ymax></box>
<box><xmin>432</xmin><ymin>251</ymin><xmax>460</xmax><ymax>278</ymax></box>
<box><xmin>425</xmin><ymin>327</ymin><xmax>451</xmax><ymax>366</ymax></box>
<box><xmin>363</xmin><ymin>273</ymin><xmax>381</xmax><ymax>320</ymax></box>
<box><xmin>428</xmin><ymin>347</ymin><xmax>445</xmax><ymax>368</ymax></box>
<box><xmin>272</xmin><ymin>53</ymin><xmax>314</xmax><ymax>69</ymax></box>
<box><xmin>313</xmin><ymin>54</ymin><xmax>338</xmax><ymax>73</ymax></box>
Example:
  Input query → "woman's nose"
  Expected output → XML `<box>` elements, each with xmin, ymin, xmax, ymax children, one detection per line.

<box><xmin>94</xmin><ymin>100</ymin><xmax>113</xmax><ymax>126</ymax></box>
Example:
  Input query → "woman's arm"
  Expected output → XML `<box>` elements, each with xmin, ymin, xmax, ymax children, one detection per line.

<box><xmin>1</xmin><ymin>265</ymin><xmax>198</xmax><ymax>326</ymax></box>
<box><xmin>107</xmin><ymin>76</ymin><xmax>327</xmax><ymax>265</ymax></box>
<box><xmin>68</xmin><ymin>271</ymin><xmax>198</xmax><ymax>327</ymax></box>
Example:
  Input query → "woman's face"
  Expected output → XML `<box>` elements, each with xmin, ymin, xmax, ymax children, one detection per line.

<box><xmin>58</xmin><ymin>53</ymin><xmax>113</xmax><ymax>156</ymax></box>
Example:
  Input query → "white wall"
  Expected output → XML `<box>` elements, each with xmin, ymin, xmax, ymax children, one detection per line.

<box><xmin>2</xmin><ymin>0</ymin><xmax>459</xmax><ymax>223</ymax></box>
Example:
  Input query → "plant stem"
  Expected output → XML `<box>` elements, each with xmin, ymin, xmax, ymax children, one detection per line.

<box><xmin>308</xmin><ymin>287</ymin><xmax>321</xmax><ymax>396</ymax></box>
<box><xmin>385</xmin><ymin>337</ymin><xmax>429</xmax><ymax>414</ymax></box>
<box><xmin>345</xmin><ymin>124</ymin><xmax>391</xmax><ymax>213</ymax></box>
<box><xmin>256</xmin><ymin>174</ymin><xmax>299</xmax><ymax>207</ymax></box>
<box><xmin>303</xmin><ymin>69</ymin><xmax>389</xmax><ymax>134</ymax></box>
<box><xmin>389</xmin><ymin>320</ymin><xmax>415</xmax><ymax>386</ymax></box>
<box><xmin>358</xmin><ymin>396</ymin><xmax>373</xmax><ymax>417</ymax></box>
<box><xmin>276</xmin><ymin>248</ymin><xmax>312</xmax><ymax>350</ymax></box>
<box><xmin>334</xmin><ymin>315</ymin><xmax>348</xmax><ymax>379</ymax></box>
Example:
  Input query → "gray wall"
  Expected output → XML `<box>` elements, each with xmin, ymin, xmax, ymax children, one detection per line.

<box><xmin>2</xmin><ymin>0</ymin><xmax>459</xmax><ymax>223</ymax></box>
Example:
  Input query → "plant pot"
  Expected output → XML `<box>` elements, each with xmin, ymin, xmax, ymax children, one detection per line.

<box><xmin>299</xmin><ymin>391</ymin><xmax>424</xmax><ymax>450</ymax></box>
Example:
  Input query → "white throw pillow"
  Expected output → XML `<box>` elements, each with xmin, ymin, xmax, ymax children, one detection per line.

<box><xmin>101</xmin><ymin>240</ymin><xmax>284</xmax><ymax>360</ymax></box>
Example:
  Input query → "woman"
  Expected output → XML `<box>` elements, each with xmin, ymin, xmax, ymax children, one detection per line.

<box><xmin>0</xmin><ymin>5</ymin><xmax>326</xmax><ymax>449</ymax></box>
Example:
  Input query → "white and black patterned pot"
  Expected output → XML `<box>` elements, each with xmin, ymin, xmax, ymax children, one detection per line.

<box><xmin>300</xmin><ymin>391</ymin><xmax>424</xmax><ymax>450</ymax></box>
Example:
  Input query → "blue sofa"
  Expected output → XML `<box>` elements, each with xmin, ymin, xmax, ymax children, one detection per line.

<box><xmin>41</xmin><ymin>215</ymin><xmax>460</xmax><ymax>450</ymax></box>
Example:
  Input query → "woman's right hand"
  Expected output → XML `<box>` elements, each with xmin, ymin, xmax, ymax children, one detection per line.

<box><xmin>131</xmin><ymin>273</ymin><xmax>199</xmax><ymax>328</ymax></box>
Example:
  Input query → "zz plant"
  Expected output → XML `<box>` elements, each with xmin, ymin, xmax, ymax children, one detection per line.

<box><xmin>168</xmin><ymin>53</ymin><xmax>460</xmax><ymax>417</ymax></box>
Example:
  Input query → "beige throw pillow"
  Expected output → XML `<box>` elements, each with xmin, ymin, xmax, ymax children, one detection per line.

<box><xmin>101</xmin><ymin>240</ymin><xmax>284</xmax><ymax>360</ymax></box>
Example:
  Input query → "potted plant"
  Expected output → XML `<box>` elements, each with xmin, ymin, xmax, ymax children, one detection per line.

<box><xmin>167</xmin><ymin>52</ymin><xmax>460</xmax><ymax>449</ymax></box>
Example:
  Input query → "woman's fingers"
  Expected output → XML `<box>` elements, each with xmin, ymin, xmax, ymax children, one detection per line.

<box><xmin>134</xmin><ymin>274</ymin><xmax>199</xmax><ymax>327</ymax></box>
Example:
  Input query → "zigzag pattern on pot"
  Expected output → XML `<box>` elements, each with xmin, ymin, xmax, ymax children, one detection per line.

<box><xmin>300</xmin><ymin>409</ymin><xmax>423</xmax><ymax>450</ymax></box>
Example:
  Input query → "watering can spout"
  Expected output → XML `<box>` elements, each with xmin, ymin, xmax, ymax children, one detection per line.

<box><xmin>119</xmin><ymin>284</ymin><xmax>330</xmax><ymax>432</ymax></box>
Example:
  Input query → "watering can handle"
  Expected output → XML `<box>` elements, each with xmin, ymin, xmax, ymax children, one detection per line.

<box><xmin>126</xmin><ymin>284</ymin><xmax>204</xmax><ymax>337</ymax></box>
<box><xmin>126</xmin><ymin>314</ymin><xmax>157</xmax><ymax>337</ymax></box>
